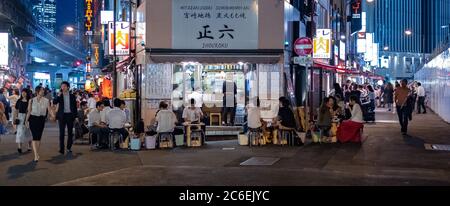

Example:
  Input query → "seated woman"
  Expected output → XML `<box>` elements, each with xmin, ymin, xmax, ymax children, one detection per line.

<box><xmin>317</xmin><ymin>97</ymin><xmax>333</xmax><ymax>140</ymax></box>
<box><xmin>276</xmin><ymin>98</ymin><xmax>296</xmax><ymax>144</ymax></box>
<box><xmin>337</xmin><ymin>95</ymin><xmax>364</xmax><ymax>143</ymax></box>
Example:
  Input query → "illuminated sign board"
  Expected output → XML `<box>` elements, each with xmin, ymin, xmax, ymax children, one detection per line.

<box><xmin>85</xmin><ymin>0</ymin><xmax>93</xmax><ymax>35</ymax></box>
<box><xmin>0</xmin><ymin>33</ymin><xmax>8</xmax><ymax>66</ymax></box>
<box><xmin>108</xmin><ymin>22</ymin><xmax>130</xmax><ymax>55</ymax></box>
<box><xmin>313</xmin><ymin>29</ymin><xmax>332</xmax><ymax>59</ymax></box>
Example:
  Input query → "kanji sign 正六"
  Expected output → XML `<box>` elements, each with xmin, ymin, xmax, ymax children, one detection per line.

<box><xmin>172</xmin><ymin>0</ymin><xmax>258</xmax><ymax>49</ymax></box>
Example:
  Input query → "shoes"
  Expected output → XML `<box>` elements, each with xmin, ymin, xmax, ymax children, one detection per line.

<box><xmin>58</xmin><ymin>150</ymin><xmax>64</xmax><ymax>155</ymax></box>
<box><xmin>423</xmin><ymin>112</ymin><xmax>427</xmax><ymax>114</ymax></box>
<box><xmin>67</xmin><ymin>149</ymin><xmax>72</xmax><ymax>153</ymax></box>
<box><xmin>33</xmin><ymin>155</ymin><xmax>39</xmax><ymax>162</ymax></box>
<box><xmin>27</xmin><ymin>149</ymin><xmax>31</xmax><ymax>152</ymax></box>
<box><xmin>17</xmin><ymin>148</ymin><xmax>22</xmax><ymax>154</ymax></box>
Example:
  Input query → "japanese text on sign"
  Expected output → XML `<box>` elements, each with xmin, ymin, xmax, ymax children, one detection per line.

<box><xmin>172</xmin><ymin>0</ymin><xmax>258</xmax><ymax>49</ymax></box>
<box><xmin>108</xmin><ymin>22</ymin><xmax>130</xmax><ymax>55</ymax></box>
<box><xmin>85</xmin><ymin>0</ymin><xmax>93</xmax><ymax>35</ymax></box>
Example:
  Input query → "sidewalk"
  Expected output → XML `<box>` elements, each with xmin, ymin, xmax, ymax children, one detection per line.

<box><xmin>0</xmin><ymin>108</ymin><xmax>449</xmax><ymax>186</ymax></box>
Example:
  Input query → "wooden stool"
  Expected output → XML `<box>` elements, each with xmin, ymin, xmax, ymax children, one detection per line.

<box><xmin>210</xmin><ymin>113</ymin><xmax>222</xmax><ymax>126</ymax></box>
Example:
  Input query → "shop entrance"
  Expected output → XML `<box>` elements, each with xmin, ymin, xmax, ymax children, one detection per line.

<box><xmin>172</xmin><ymin>62</ymin><xmax>247</xmax><ymax>126</ymax></box>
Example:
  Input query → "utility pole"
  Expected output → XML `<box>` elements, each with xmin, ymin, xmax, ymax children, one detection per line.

<box><xmin>113</xmin><ymin>0</ymin><xmax>117</xmax><ymax>98</ymax></box>
<box><xmin>307</xmin><ymin>0</ymin><xmax>316</xmax><ymax>121</ymax></box>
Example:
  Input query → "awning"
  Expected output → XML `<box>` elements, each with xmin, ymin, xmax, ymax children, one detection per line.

<box><xmin>102</xmin><ymin>56</ymin><xmax>131</xmax><ymax>73</ymax></box>
<box><xmin>147</xmin><ymin>49</ymin><xmax>283</xmax><ymax>64</ymax></box>
<box><xmin>312</xmin><ymin>61</ymin><xmax>346</xmax><ymax>72</ymax></box>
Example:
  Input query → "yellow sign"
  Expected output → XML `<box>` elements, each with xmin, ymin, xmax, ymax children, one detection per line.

<box><xmin>108</xmin><ymin>22</ymin><xmax>130</xmax><ymax>55</ymax></box>
<box><xmin>313</xmin><ymin>29</ymin><xmax>331</xmax><ymax>59</ymax></box>
<box><xmin>85</xmin><ymin>0</ymin><xmax>93</xmax><ymax>34</ymax></box>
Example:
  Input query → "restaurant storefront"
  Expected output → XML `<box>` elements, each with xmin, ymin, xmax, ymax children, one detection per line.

<box><xmin>137</xmin><ymin>0</ymin><xmax>288</xmax><ymax>126</ymax></box>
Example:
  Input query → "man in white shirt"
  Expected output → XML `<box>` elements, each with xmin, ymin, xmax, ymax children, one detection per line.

<box><xmin>106</xmin><ymin>98</ymin><xmax>129</xmax><ymax>148</ymax></box>
<box><xmin>155</xmin><ymin>101</ymin><xmax>177</xmax><ymax>133</ymax></box>
<box><xmin>416</xmin><ymin>82</ymin><xmax>426</xmax><ymax>114</ymax></box>
<box><xmin>182</xmin><ymin>98</ymin><xmax>203</xmax><ymax>123</ymax></box>
<box><xmin>88</xmin><ymin>101</ymin><xmax>109</xmax><ymax>148</ymax></box>
<box><xmin>87</xmin><ymin>93</ymin><xmax>96</xmax><ymax>111</ymax></box>
<box><xmin>100</xmin><ymin>99</ymin><xmax>112</xmax><ymax>123</ymax></box>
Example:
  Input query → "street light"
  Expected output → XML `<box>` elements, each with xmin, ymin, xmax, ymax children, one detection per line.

<box><xmin>367</xmin><ymin>0</ymin><xmax>374</xmax><ymax>2</ymax></box>
<box><xmin>383</xmin><ymin>46</ymin><xmax>389</xmax><ymax>51</ymax></box>
<box><xmin>405</xmin><ymin>29</ymin><xmax>412</xmax><ymax>36</ymax></box>
<box><xmin>340</xmin><ymin>35</ymin><xmax>346</xmax><ymax>40</ymax></box>
<box><xmin>65</xmin><ymin>26</ymin><xmax>75</xmax><ymax>32</ymax></box>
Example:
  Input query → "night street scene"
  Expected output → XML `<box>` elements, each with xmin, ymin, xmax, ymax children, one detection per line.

<box><xmin>0</xmin><ymin>0</ymin><xmax>450</xmax><ymax>194</ymax></box>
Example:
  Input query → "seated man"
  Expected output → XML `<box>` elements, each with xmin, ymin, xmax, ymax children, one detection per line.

<box><xmin>88</xmin><ymin>101</ymin><xmax>109</xmax><ymax>148</ymax></box>
<box><xmin>155</xmin><ymin>101</ymin><xmax>178</xmax><ymax>146</ymax></box>
<box><xmin>75</xmin><ymin>101</ymin><xmax>89</xmax><ymax>136</ymax></box>
<box><xmin>106</xmin><ymin>98</ymin><xmax>129</xmax><ymax>148</ymax></box>
<box><xmin>155</xmin><ymin>101</ymin><xmax>178</xmax><ymax>133</ymax></box>
<box><xmin>182</xmin><ymin>98</ymin><xmax>205</xmax><ymax>144</ymax></box>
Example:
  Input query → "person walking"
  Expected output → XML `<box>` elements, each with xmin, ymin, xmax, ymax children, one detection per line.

<box><xmin>416</xmin><ymin>82</ymin><xmax>426</xmax><ymax>114</ymax></box>
<box><xmin>0</xmin><ymin>88</ymin><xmax>11</xmax><ymax>123</ymax></box>
<box><xmin>394</xmin><ymin>79</ymin><xmax>411</xmax><ymax>135</ymax></box>
<box><xmin>8</xmin><ymin>89</ymin><xmax>20</xmax><ymax>133</ymax></box>
<box><xmin>384</xmin><ymin>83</ymin><xmax>394</xmax><ymax>112</ymax></box>
<box><xmin>25</xmin><ymin>86</ymin><xmax>55</xmax><ymax>162</ymax></box>
<box><xmin>53</xmin><ymin>82</ymin><xmax>78</xmax><ymax>154</ymax></box>
<box><xmin>14</xmin><ymin>88</ymin><xmax>32</xmax><ymax>154</ymax></box>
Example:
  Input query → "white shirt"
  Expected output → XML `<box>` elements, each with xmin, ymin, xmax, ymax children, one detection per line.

<box><xmin>30</xmin><ymin>97</ymin><xmax>49</xmax><ymax>116</ymax></box>
<box><xmin>182</xmin><ymin>107</ymin><xmax>203</xmax><ymax>122</ymax></box>
<box><xmin>247</xmin><ymin>106</ymin><xmax>262</xmax><ymax>129</ymax></box>
<box><xmin>187</xmin><ymin>91</ymin><xmax>203</xmax><ymax>108</ymax></box>
<box><xmin>88</xmin><ymin>109</ymin><xmax>102</xmax><ymax>127</ymax></box>
<box><xmin>350</xmin><ymin>104</ymin><xmax>364</xmax><ymax>123</ymax></box>
<box><xmin>417</xmin><ymin>86</ymin><xmax>425</xmax><ymax>97</ymax></box>
<box><xmin>106</xmin><ymin>108</ymin><xmax>127</xmax><ymax>129</ymax></box>
<box><xmin>87</xmin><ymin>97</ymin><xmax>96</xmax><ymax>109</ymax></box>
<box><xmin>155</xmin><ymin>110</ymin><xmax>177</xmax><ymax>133</ymax></box>
<box><xmin>100</xmin><ymin>106</ymin><xmax>111</xmax><ymax>123</ymax></box>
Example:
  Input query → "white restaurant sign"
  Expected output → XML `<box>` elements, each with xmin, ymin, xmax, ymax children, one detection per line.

<box><xmin>108</xmin><ymin>22</ymin><xmax>130</xmax><ymax>55</ymax></box>
<box><xmin>0</xmin><ymin>33</ymin><xmax>8</xmax><ymax>66</ymax></box>
<box><xmin>313</xmin><ymin>29</ymin><xmax>331</xmax><ymax>59</ymax></box>
<box><xmin>172</xmin><ymin>0</ymin><xmax>258</xmax><ymax>49</ymax></box>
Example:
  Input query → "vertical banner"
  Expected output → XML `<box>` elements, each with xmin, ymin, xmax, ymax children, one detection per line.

<box><xmin>0</xmin><ymin>33</ymin><xmax>8</xmax><ymax>66</ymax></box>
<box><xmin>108</xmin><ymin>22</ymin><xmax>130</xmax><ymax>55</ymax></box>
<box><xmin>351</xmin><ymin>0</ymin><xmax>362</xmax><ymax>35</ymax></box>
<box><xmin>313</xmin><ymin>29</ymin><xmax>331</xmax><ymax>59</ymax></box>
<box><xmin>85</xmin><ymin>0</ymin><xmax>93</xmax><ymax>35</ymax></box>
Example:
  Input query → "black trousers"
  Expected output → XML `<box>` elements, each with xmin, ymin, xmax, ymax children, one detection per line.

<box><xmin>89</xmin><ymin>126</ymin><xmax>110</xmax><ymax>145</ymax></box>
<box><xmin>417</xmin><ymin>96</ymin><xmax>426</xmax><ymax>113</ymax></box>
<box><xmin>222</xmin><ymin>107</ymin><xmax>236</xmax><ymax>125</ymax></box>
<box><xmin>396</xmin><ymin>106</ymin><xmax>409</xmax><ymax>133</ymax></box>
<box><xmin>59</xmin><ymin>114</ymin><xmax>75</xmax><ymax>151</ymax></box>
<box><xmin>29</xmin><ymin>115</ymin><xmax>46</xmax><ymax>141</ymax></box>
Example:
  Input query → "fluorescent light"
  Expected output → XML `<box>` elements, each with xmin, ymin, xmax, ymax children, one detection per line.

<box><xmin>405</xmin><ymin>29</ymin><xmax>412</xmax><ymax>36</ymax></box>
<box><xmin>34</xmin><ymin>57</ymin><xmax>46</xmax><ymax>63</ymax></box>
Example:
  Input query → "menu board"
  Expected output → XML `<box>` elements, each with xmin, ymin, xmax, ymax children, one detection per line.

<box><xmin>144</xmin><ymin>64</ymin><xmax>173</xmax><ymax>99</ymax></box>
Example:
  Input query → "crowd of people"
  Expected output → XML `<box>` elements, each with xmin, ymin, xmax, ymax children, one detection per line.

<box><xmin>0</xmin><ymin>81</ymin><xmax>133</xmax><ymax>162</ymax></box>
<box><xmin>0</xmin><ymin>78</ymin><xmax>428</xmax><ymax>158</ymax></box>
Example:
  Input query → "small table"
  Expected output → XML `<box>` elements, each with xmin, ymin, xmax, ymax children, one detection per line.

<box><xmin>183</xmin><ymin>122</ymin><xmax>205</xmax><ymax>147</ymax></box>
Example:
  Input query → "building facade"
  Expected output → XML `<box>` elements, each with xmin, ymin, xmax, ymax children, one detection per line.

<box><xmin>373</xmin><ymin>0</ymin><xmax>450</xmax><ymax>81</ymax></box>
<box><xmin>32</xmin><ymin>0</ymin><xmax>57</xmax><ymax>34</ymax></box>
